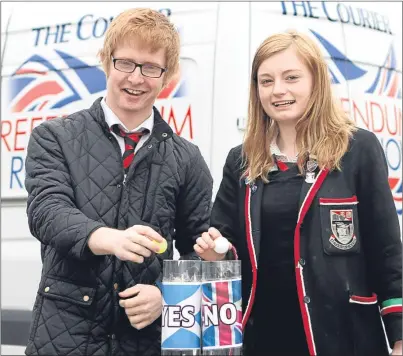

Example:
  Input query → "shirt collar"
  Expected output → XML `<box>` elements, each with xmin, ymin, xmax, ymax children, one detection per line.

<box><xmin>101</xmin><ymin>96</ymin><xmax>154</xmax><ymax>133</ymax></box>
<box><xmin>270</xmin><ymin>134</ymin><xmax>298</xmax><ymax>163</ymax></box>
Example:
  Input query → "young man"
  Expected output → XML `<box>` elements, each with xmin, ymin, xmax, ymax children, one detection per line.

<box><xmin>25</xmin><ymin>8</ymin><xmax>212</xmax><ymax>356</ymax></box>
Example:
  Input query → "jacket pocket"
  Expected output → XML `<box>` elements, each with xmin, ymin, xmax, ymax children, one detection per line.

<box><xmin>349</xmin><ymin>293</ymin><xmax>378</xmax><ymax>305</ymax></box>
<box><xmin>38</xmin><ymin>275</ymin><xmax>96</xmax><ymax>321</ymax></box>
<box><xmin>28</xmin><ymin>276</ymin><xmax>97</xmax><ymax>355</ymax></box>
<box><xmin>319</xmin><ymin>196</ymin><xmax>361</xmax><ymax>255</ymax></box>
<box><xmin>348</xmin><ymin>293</ymin><xmax>388</xmax><ymax>355</ymax></box>
<box><xmin>39</xmin><ymin>275</ymin><xmax>96</xmax><ymax>306</ymax></box>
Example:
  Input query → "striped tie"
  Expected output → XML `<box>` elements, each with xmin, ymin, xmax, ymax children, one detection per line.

<box><xmin>111</xmin><ymin>124</ymin><xmax>150</xmax><ymax>172</ymax></box>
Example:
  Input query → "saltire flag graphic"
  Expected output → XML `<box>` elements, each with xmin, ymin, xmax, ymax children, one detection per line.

<box><xmin>202</xmin><ymin>279</ymin><xmax>242</xmax><ymax>350</ymax></box>
<box><xmin>161</xmin><ymin>283</ymin><xmax>202</xmax><ymax>350</ymax></box>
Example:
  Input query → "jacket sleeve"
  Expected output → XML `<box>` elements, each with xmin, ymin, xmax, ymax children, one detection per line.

<box><xmin>174</xmin><ymin>146</ymin><xmax>213</xmax><ymax>257</ymax></box>
<box><xmin>25</xmin><ymin>122</ymin><xmax>106</xmax><ymax>261</ymax></box>
<box><xmin>356</xmin><ymin>131</ymin><xmax>402</xmax><ymax>347</ymax></box>
<box><xmin>210</xmin><ymin>148</ymin><xmax>242</xmax><ymax>259</ymax></box>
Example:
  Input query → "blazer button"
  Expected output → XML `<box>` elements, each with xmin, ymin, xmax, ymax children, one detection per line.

<box><xmin>117</xmin><ymin>184</ymin><xmax>122</xmax><ymax>188</ymax></box>
<box><xmin>162</xmin><ymin>133</ymin><xmax>168</xmax><ymax>138</ymax></box>
<box><xmin>44</xmin><ymin>287</ymin><xmax>50</xmax><ymax>292</ymax></box>
<box><xmin>83</xmin><ymin>295</ymin><xmax>90</xmax><ymax>302</ymax></box>
<box><xmin>113</xmin><ymin>283</ymin><xmax>118</xmax><ymax>290</ymax></box>
<box><xmin>299</xmin><ymin>258</ymin><xmax>306</xmax><ymax>266</ymax></box>
<box><xmin>304</xmin><ymin>296</ymin><xmax>310</xmax><ymax>304</ymax></box>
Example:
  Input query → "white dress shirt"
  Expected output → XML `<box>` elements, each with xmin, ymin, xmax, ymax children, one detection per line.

<box><xmin>270</xmin><ymin>131</ymin><xmax>298</xmax><ymax>163</ymax></box>
<box><xmin>100</xmin><ymin>97</ymin><xmax>154</xmax><ymax>156</ymax></box>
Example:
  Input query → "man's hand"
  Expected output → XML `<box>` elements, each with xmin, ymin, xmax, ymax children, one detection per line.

<box><xmin>119</xmin><ymin>284</ymin><xmax>162</xmax><ymax>330</ymax></box>
<box><xmin>194</xmin><ymin>227</ymin><xmax>231</xmax><ymax>261</ymax></box>
<box><xmin>391</xmin><ymin>340</ymin><xmax>402</xmax><ymax>355</ymax></box>
<box><xmin>88</xmin><ymin>225</ymin><xmax>166</xmax><ymax>263</ymax></box>
<box><xmin>113</xmin><ymin>225</ymin><xmax>165</xmax><ymax>263</ymax></box>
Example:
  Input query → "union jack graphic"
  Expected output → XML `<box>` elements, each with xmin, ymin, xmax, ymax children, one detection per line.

<box><xmin>8</xmin><ymin>50</ymin><xmax>188</xmax><ymax>113</ymax></box>
<box><xmin>202</xmin><ymin>279</ymin><xmax>242</xmax><ymax>350</ymax></box>
<box><xmin>389</xmin><ymin>177</ymin><xmax>403</xmax><ymax>215</ymax></box>
<box><xmin>158</xmin><ymin>71</ymin><xmax>188</xmax><ymax>99</ymax></box>
<box><xmin>8</xmin><ymin>50</ymin><xmax>106</xmax><ymax>113</ymax></box>
<box><xmin>310</xmin><ymin>29</ymin><xmax>368</xmax><ymax>85</ymax></box>
<box><xmin>310</xmin><ymin>29</ymin><xmax>402</xmax><ymax>101</ymax></box>
<box><xmin>366</xmin><ymin>45</ymin><xmax>402</xmax><ymax>99</ymax></box>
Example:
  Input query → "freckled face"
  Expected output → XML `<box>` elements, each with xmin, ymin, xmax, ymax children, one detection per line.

<box><xmin>257</xmin><ymin>46</ymin><xmax>313</xmax><ymax>125</ymax></box>
<box><xmin>106</xmin><ymin>41</ymin><xmax>166</xmax><ymax>120</ymax></box>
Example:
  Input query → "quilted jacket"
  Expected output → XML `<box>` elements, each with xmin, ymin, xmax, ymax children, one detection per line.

<box><xmin>24</xmin><ymin>98</ymin><xmax>213</xmax><ymax>356</ymax></box>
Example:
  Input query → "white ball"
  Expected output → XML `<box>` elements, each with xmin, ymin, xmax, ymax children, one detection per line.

<box><xmin>213</xmin><ymin>236</ymin><xmax>230</xmax><ymax>254</ymax></box>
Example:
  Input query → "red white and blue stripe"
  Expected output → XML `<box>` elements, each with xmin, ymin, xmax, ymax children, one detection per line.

<box><xmin>202</xmin><ymin>279</ymin><xmax>242</xmax><ymax>350</ymax></box>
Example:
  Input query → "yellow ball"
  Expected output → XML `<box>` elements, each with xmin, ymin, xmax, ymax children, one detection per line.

<box><xmin>154</xmin><ymin>239</ymin><xmax>167</xmax><ymax>254</ymax></box>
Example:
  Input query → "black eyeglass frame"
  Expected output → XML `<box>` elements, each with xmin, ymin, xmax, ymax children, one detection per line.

<box><xmin>111</xmin><ymin>56</ymin><xmax>167</xmax><ymax>78</ymax></box>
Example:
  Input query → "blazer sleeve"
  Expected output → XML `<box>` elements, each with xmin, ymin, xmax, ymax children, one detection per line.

<box><xmin>355</xmin><ymin>131</ymin><xmax>402</xmax><ymax>347</ymax></box>
<box><xmin>211</xmin><ymin>147</ymin><xmax>242</xmax><ymax>259</ymax></box>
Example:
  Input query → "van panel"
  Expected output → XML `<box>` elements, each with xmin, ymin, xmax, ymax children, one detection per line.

<box><xmin>1</xmin><ymin>3</ymin><xmax>218</xmax><ymax>199</ymax></box>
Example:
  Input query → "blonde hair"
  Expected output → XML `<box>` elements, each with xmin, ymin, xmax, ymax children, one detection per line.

<box><xmin>98</xmin><ymin>8</ymin><xmax>180</xmax><ymax>84</ymax></box>
<box><xmin>242</xmin><ymin>30</ymin><xmax>356</xmax><ymax>183</ymax></box>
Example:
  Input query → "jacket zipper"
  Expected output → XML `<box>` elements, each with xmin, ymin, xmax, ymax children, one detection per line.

<box><xmin>137</xmin><ymin>134</ymin><xmax>156</xmax><ymax>219</ymax></box>
<box><xmin>140</xmin><ymin>165</ymin><xmax>153</xmax><ymax>219</ymax></box>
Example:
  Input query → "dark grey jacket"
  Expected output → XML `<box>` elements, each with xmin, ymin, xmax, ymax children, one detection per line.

<box><xmin>24</xmin><ymin>98</ymin><xmax>213</xmax><ymax>356</ymax></box>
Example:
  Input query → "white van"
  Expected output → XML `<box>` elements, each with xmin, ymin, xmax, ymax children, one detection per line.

<box><xmin>1</xmin><ymin>1</ymin><xmax>401</xmax><ymax>351</ymax></box>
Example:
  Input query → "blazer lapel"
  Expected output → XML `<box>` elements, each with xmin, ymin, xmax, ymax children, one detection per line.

<box><xmin>242</xmin><ymin>178</ymin><xmax>263</xmax><ymax>329</ymax></box>
<box><xmin>249</xmin><ymin>179</ymin><xmax>264</xmax><ymax>264</ymax></box>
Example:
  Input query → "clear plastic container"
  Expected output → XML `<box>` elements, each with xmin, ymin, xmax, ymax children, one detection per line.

<box><xmin>161</xmin><ymin>260</ymin><xmax>203</xmax><ymax>356</ymax></box>
<box><xmin>202</xmin><ymin>261</ymin><xmax>243</xmax><ymax>355</ymax></box>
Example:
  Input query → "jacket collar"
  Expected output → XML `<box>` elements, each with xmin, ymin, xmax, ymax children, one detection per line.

<box><xmin>100</xmin><ymin>97</ymin><xmax>154</xmax><ymax>134</ymax></box>
<box><xmin>89</xmin><ymin>97</ymin><xmax>174</xmax><ymax>142</ymax></box>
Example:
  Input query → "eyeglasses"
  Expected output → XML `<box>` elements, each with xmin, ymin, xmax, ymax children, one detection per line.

<box><xmin>111</xmin><ymin>57</ymin><xmax>166</xmax><ymax>78</ymax></box>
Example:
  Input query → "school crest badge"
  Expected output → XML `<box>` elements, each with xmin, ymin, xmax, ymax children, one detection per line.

<box><xmin>329</xmin><ymin>210</ymin><xmax>356</xmax><ymax>250</ymax></box>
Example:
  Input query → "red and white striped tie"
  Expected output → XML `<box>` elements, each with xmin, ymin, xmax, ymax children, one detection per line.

<box><xmin>111</xmin><ymin>124</ymin><xmax>149</xmax><ymax>172</ymax></box>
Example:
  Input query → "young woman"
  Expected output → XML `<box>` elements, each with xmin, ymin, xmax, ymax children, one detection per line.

<box><xmin>194</xmin><ymin>31</ymin><xmax>402</xmax><ymax>355</ymax></box>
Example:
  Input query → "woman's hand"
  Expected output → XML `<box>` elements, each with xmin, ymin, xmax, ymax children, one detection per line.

<box><xmin>194</xmin><ymin>227</ymin><xmax>232</xmax><ymax>261</ymax></box>
<box><xmin>391</xmin><ymin>340</ymin><xmax>402</xmax><ymax>355</ymax></box>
